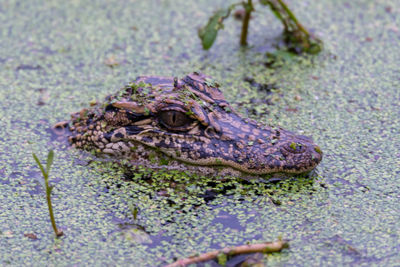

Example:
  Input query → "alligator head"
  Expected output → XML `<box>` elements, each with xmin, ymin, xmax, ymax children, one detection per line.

<box><xmin>61</xmin><ymin>73</ymin><xmax>322</xmax><ymax>177</ymax></box>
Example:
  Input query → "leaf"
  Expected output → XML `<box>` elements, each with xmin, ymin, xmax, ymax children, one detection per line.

<box><xmin>32</xmin><ymin>152</ymin><xmax>47</xmax><ymax>178</ymax></box>
<box><xmin>46</xmin><ymin>150</ymin><xmax>54</xmax><ymax>174</ymax></box>
<box><xmin>265</xmin><ymin>50</ymin><xmax>296</xmax><ymax>68</ymax></box>
<box><xmin>122</xmin><ymin>227</ymin><xmax>152</xmax><ymax>244</ymax></box>
<box><xmin>305</xmin><ymin>36</ymin><xmax>323</xmax><ymax>54</ymax></box>
<box><xmin>129</xmin><ymin>203</ymin><xmax>139</xmax><ymax>220</ymax></box>
<box><xmin>198</xmin><ymin>8</ymin><xmax>232</xmax><ymax>50</ymax></box>
<box><xmin>217</xmin><ymin>252</ymin><xmax>227</xmax><ymax>266</ymax></box>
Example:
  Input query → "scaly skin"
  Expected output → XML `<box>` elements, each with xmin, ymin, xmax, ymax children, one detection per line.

<box><xmin>60</xmin><ymin>73</ymin><xmax>322</xmax><ymax>176</ymax></box>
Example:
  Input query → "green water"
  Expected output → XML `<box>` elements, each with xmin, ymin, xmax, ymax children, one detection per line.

<box><xmin>0</xmin><ymin>0</ymin><xmax>399</xmax><ymax>266</ymax></box>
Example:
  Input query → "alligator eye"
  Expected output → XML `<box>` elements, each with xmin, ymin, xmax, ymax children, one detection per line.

<box><xmin>159</xmin><ymin>110</ymin><xmax>193</xmax><ymax>129</ymax></box>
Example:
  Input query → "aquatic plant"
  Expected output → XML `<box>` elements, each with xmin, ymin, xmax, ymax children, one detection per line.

<box><xmin>32</xmin><ymin>150</ymin><xmax>64</xmax><ymax>237</ymax></box>
<box><xmin>198</xmin><ymin>0</ymin><xmax>322</xmax><ymax>54</ymax></box>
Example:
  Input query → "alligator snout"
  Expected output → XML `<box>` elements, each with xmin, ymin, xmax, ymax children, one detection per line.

<box><xmin>209</xmin><ymin>124</ymin><xmax>323</xmax><ymax>175</ymax></box>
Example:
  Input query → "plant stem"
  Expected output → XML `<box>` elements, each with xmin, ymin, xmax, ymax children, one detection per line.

<box><xmin>45</xmin><ymin>181</ymin><xmax>63</xmax><ymax>237</ymax></box>
<box><xmin>266</xmin><ymin>0</ymin><xmax>322</xmax><ymax>53</ymax></box>
<box><xmin>240</xmin><ymin>0</ymin><xmax>253</xmax><ymax>46</ymax></box>
<box><xmin>32</xmin><ymin>151</ymin><xmax>63</xmax><ymax>237</ymax></box>
<box><xmin>275</xmin><ymin>0</ymin><xmax>309</xmax><ymax>35</ymax></box>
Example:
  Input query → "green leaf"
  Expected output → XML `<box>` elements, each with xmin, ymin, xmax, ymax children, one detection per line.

<box><xmin>217</xmin><ymin>252</ymin><xmax>227</xmax><ymax>266</ymax></box>
<box><xmin>265</xmin><ymin>50</ymin><xmax>297</xmax><ymax>68</ymax></box>
<box><xmin>198</xmin><ymin>8</ymin><xmax>232</xmax><ymax>50</ymax></box>
<box><xmin>290</xmin><ymin>142</ymin><xmax>297</xmax><ymax>150</ymax></box>
<box><xmin>46</xmin><ymin>150</ymin><xmax>54</xmax><ymax>174</ymax></box>
<box><xmin>306</xmin><ymin>37</ymin><xmax>323</xmax><ymax>54</ymax></box>
<box><xmin>32</xmin><ymin>152</ymin><xmax>47</xmax><ymax>178</ymax></box>
<box><xmin>130</xmin><ymin>204</ymin><xmax>139</xmax><ymax>220</ymax></box>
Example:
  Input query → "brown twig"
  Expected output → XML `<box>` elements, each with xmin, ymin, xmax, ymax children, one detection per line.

<box><xmin>165</xmin><ymin>240</ymin><xmax>289</xmax><ymax>267</ymax></box>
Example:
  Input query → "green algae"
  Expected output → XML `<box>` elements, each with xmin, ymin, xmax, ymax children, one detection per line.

<box><xmin>0</xmin><ymin>0</ymin><xmax>400</xmax><ymax>266</ymax></box>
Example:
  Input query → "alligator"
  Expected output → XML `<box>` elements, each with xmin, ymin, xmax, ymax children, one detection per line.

<box><xmin>56</xmin><ymin>73</ymin><xmax>322</xmax><ymax>178</ymax></box>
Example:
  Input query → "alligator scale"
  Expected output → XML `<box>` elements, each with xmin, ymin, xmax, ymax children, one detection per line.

<box><xmin>59</xmin><ymin>73</ymin><xmax>322</xmax><ymax>177</ymax></box>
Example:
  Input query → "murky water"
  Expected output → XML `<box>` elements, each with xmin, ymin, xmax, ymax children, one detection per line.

<box><xmin>0</xmin><ymin>0</ymin><xmax>399</xmax><ymax>266</ymax></box>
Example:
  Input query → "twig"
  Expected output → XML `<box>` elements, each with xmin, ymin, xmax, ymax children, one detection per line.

<box><xmin>165</xmin><ymin>240</ymin><xmax>288</xmax><ymax>267</ymax></box>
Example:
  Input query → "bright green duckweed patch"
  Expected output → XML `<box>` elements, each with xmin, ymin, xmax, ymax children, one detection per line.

<box><xmin>0</xmin><ymin>0</ymin><xmax>399</xmax><ymax>266</ymax></box>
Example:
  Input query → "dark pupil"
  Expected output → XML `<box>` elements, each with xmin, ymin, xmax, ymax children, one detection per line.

<box><xmin>160</xmin><ymin>111</ymin><xmax>190</xmax><ymax>128</ymax></box>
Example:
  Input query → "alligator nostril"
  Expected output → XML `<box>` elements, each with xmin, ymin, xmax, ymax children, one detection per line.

<box><xmin>281</xmin><ymin>142</ymin><xmax>306</xmax><ymax>155</ymax></box>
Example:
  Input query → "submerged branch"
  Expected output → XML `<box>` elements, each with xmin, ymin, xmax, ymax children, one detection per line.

<box><xmin>165</xmin><ymin>240</ymin><xmax>289</xmax><ymax>267</ymax></box>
